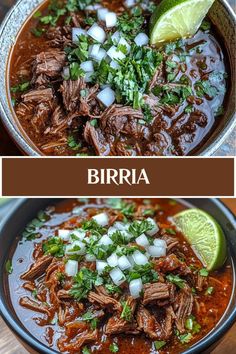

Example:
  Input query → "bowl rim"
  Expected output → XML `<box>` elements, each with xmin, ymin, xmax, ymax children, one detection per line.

<box><xmin>0</xmin><ymin>0</ymin><xmax>235</xmax><ymax>156</ymax></box>
<box><xmin>0</xmin><ymin>198</ymin><xmax>235</xmax><ymax>354</ymax></box>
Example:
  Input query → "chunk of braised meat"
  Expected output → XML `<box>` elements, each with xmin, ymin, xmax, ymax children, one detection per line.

<box><xmin>162</xmin><ymin>235</ymin><xmax>180</xmax><ymax>252</ymax></box>
<box><xmin>162</xmin><ymin>305</ymin><xmax>176</xmax><ymax>339</ymax></box>
<box><xmin>19</xmin><ymin>296</ymin><xmax>52</xmax><ymax>317</ymax></box>
<box><xmin>57</xmin><ymin>289</ymin><xmax>73</xmax><ymax>300</ymax></box>
<box><xmin>21</xmin><ymin>88</ymin><xmax>54</xmax><ymax>104</ymax></box>
<box><xmin>195</xmin><ymin>273</ymin><xmax>208</xmax><ymax>291</ymax></box>
<box><xmin>32</xmin><ymin>50</ymin><xmax>66</xmax><ymax>85</ymax></box>
<box><xmin>174</xmin><ymin>288</ymin><xmax>194</xmax><ymax>333</ymax></box>
<box><xmin>105</xmin><ymin>296</ymin><xmax>138</xmax><ymax>335</ymax></box>
<box><xmin>154</xmin><ymin>254</ymin><xmax>191</xmax><ymax>275</ymax></box>
<box><xmin>137</xmin><ymin>306</ymin><xmax>159</xmax><ymax>339</ymax></box>
<box><xmin>60</xmin><ymin>78</ymin><xmax>85</xmax><ymax>112</ymax></box>
<box><xmin>88</xmin><ymin>291</ymin><xmax>122</xmax><ymax>312</ymax></box>
<box><xmin>143</xmin><ymin>282</ymin><xmax>170</xmax><ymax>305</ymax></box>
<box><xmin>46</xmin><ymin>26</ymin><xmax>72</xmax><ymax>47</ymax></box>
<box><xmin>84</xmin><ymin>123</ymin><xmax>111</xmax><ymax>155</ymax></box>
<box><xmin>21</xmin><ymin>255</ymin><xmax>53</xmax><ymax>281</ymax></box>
<box><xmin>58</xmin><ymin>330</ymin><xmax>98</xmax><ymax>351</ymax></box>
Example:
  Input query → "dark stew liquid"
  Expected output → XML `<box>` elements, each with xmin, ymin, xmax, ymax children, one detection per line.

<box><xmin>8</xmin><ymin>199</ymin><xmax>232</xmax><ymax>354</ymax></box>
<box><xmin>9</xmin><ymin>0</ymin><xmax>228</xmax><ymax>156</ymax></box>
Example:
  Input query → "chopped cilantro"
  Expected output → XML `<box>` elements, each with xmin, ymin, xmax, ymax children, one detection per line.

<box><xmin>22</xmin><ymin>211</ymin><xmax>49</xmax><ymax>240</ymax></box>
<box><xmin>109</xmin><ymin>343</ymin><xmax>119</xmax><ymax>352</ymax></box>
<box><xmin>121</xmin><ymin>300</ymin><xmax>132</xmax><ymax>321</ymax></box>
<box><xmin>199</xmin><ymin>268</ymin><xmax>209</xmax><ymax>277</ymax></box>
<box><xmin>42</xmin><ymin>237</ymin><xmax>64</xmax><ymax>257</ymax></box>
<box><xmin>129</xmin><ymin>219</ymin><xmax>152</xmax><ymax>237</ymax></box>
<box><xmin>82</xmin><ymin>347</ymin><xmax>91</xmax><ymax>354</ymax></box>
<box><xmin>117</xmin><ymin>11</ymin><xmax>144</xmax><ymax>40</ymax></box>
<box><xmin>205</xmin><ymin>286</ymin><xmax>214</xmax><ymax>295</ymax></box>
<box><xmin>166</xmin><ymin>274</ymin><xmax>186</xmax><ymax>289</ymax></box>
<box><xmin>154</xmin><ymin>340</ymin><xmax>166</xmax><ymax>350</ymax></box>
<box><xmin>106</xmin><ymin>199</ymin><xmax>136</xmax><ymax>218</ymax></box>
<box><xmin>5</xmin><ymin>260</ymin><xmax>13</xmax><ymax>274</ymax></box>
<box><xmin>185</xmin><ymin>315</ymin><xmax>201</xmax><ymax>334</ymax></box>
<box><xmin>68</xmin><ymin>135</ymin><xmax>81</xmax><ymax>151</ymax></box>
<box><xmin>70</xmin><ymin>62</ymin><xmax>85</xmax><ymax>80</ymax></box>
<box><xmin>11</xmin><ymin>82</ymin><xmax>30</xmax><ymax>93</ymax></box>
<box><xmin>69</xmin><ymin>268</ymin><xmax>102</xmax><ymax>300</ymax></box>
<box><xmin>178</xmin><ymin>332</ymin><xmax>193</xmax><ymax>344</ymax></box>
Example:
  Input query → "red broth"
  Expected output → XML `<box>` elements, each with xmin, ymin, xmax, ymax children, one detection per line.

<box><xmin>8</xmin><ymin>199</ymin><xmax>232</xmax><ymax>354</ymax></box>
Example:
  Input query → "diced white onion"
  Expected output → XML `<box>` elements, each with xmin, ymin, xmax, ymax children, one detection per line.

<box><xmin>118</xmin><ymin>37</ymin><xmax>131</xmax><ymax>53</ymax></box>
<box><xmin>132</xmin><ymin>250</ymin><xmax>149</xmax><ymax>265</ymax></box>
<box><xmin>107</xmin><ymin>226</ymin><xmax>118</xmax><ymax>236</ymax></box>
<box><xmin>65</xmin><ymin>241</ymin><xmax>86</xmax><ymax>255</ymax></box>
<box><xmin>63</xmin><ymin>67</ymin><xmax>70</xmax><ymax>78</ymax></box>
<box><xmin>124</xmin><ymin>0</ymin><xmax>137</xmax><ymax>8</ymax></box>
<box><xmin>135</xmin><ymin>234</ymin><xmax>150</xmax><ymax>248</ymax></box>
<box><xmin>93</xmin><ymin>48</ymin><xmax>107</xmax><ymax>62</ymax></box>
<box><xmin>97</xmin><ymin>8</ymin><xmax>109</xmax><ymax>21</ymax></box>
<box><xmin>99</xmin><ymin>234</ymin><xmax>113</xmax><ymax>246</ymax></box>
<box><xmin>96</xmin><ymin>260</ymin><xmax>108</xmax><ymax>274</ymax></box>
<box><xmin>111</xmin><ymin>31</ymin><xmax>121</xmax><ymax>44</ymax></box>
<box><xmin>85</xmin><ymin>5</ymin><xmax>95</xmax><ymax>11</ymax></box>
<box><xmin>110</xmin><ymin>60</ymin><xmax>120</xmax><ymax>70</ymax></box>
<box><xmin>127</xmin><ymin>255</ymin><xmax>135</xmax><ymax>267</ymax></box>
<box><xmin>89</xmin><ymin>44</ymin><xmax>101</xmax><ymax>58</ymax></box>
<box><xmin>85</xmin><ymin>72</ymin><xmax>94</xmax><ymax>83</ymax></box>
<box><xmin>107</xmin><ymin>46</ymin><xmax>126</xmax><ymax>61</ymax></box>
<box><xmin>72</xmin><ymin>28</ymin><xmax>87</xmax><ymax>43</ymax></box>
<box><xmin>87</xmin><ymin>23</ymin><xmax>106</xmax><ymax>43</ymax></box>
<box><xmin>92</xmin><ymin>212</ymin><xmax>109</xmax><ymax>226</ymax></box>
<box><xmin>85</xmin><ymin>254</ymin><xmax>96</xmax><ymax>262</ymax></box>
<box><xmin>65</xmin><ymin>260</ymin><xmax>78</xmax><ymax>277</ymax></box>
<box><xmin>70</xmin><ymin>229</ymin><xmax>86</xmax><ymax>241</ymax></box>
<box><xmin>118</xmin><ymin>255</ymin><xmax>132</xmax><ymax>270</ymax></box>
<box><xmin>105</xmin><ymin>12</ymin><xmax>117</xmax><ymax>28</ymax></box>
<box><xmin>113</xmin><ymin>221</ymin><xmax>128</xmax><ymax>231</ymax></box>
<box><xmin>129</xmin><ymin>278</ymin><xmax>143</xmax><ymax>298</ymax></box>
<box><xmin>146</xmin><ymin>218</ymin><xmax>159</xmax><ymax>236</ymax></box>
<box><xmin>97</xmin><ymin>87</ymin><xmax>116</xmax><ymax>107</ymax></box>
<box><xmin>110</xmin><ymin>267</ymin><xmax>126</xmax><ymax>285</ymax></box>
<box><xmin>58</xmin><ymin>229</ymin><xmax>71</xmax><ymax>241</ymax></box>
<box><xmin>148</xmin><ymin>246</ymin><xmax>166</xmax><ymax>258</ymax></box>
<box><xmin>134</xmin><ymin>33</ymin><xmax>149</xmax><ymax>46</ymax></box>
<box><xmin>80</xmin><ymin>60</ymin><xmax>94</xmax><ymax>73</ymax></box>
<box><xmin>153</xmin><ymin>239</ymin><xmax>167</xmax><ymax>248</ymax></box>
<box><xmin>107</xmin><ymin>253</ymin><xmax>118</xmax><ymax>267</ymax></box>
<box><xmin>94</xmin><ymin>4</ymin><xmax>102</xmax><ymax>10</ymax></box>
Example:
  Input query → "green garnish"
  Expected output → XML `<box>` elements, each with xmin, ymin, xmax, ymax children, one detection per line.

<box><xmin>69</xmin><ymin>268</ymin><xmax>103</xmax><ymax>300</ymax></box>
<box><xmin>185</xmin><ymin>315</ymin><xmax>201</xmax><ymax>334</ymax></box>
<box><xmin>178</xmin><ymin>332</ymin><xmax>193</xmax><ymax>344</ymax></box>
<box><xmin>109</xmin><ymin>343</ymin><xmax>119</xmax><ymax>353</ymax></box>
<box><xmin>154</xmin><ymin>340</ymin><xmax>166</xmax><ymax>350</ymax></box>
<box><xmin>129</xmin><ymin>219</ymin><xmax>152</xmax><ymax>237</ymax></box>
<box><xmin>5</xmin><ymin>260</ymin><xmax>13</xmax><ymax>274</ymax></box>
<box><xmin>205</xmin><ymin>286</ymin><xmax>214</xmax><ymax>295</ymax></box>
<box><xmin>199</xmin><ymin>268</ymin><xmax>209</xmax><ymax>277</ymax></box>
<box><xmin>82</xmin><ymin>347</ymin><xmax>91</xmax><ymax>354</ymax></box>
<box><xmin>166</xmin><ymin>274</ymin><xmax>186</xmax><ymax>289</ymax></box>
<box><xmin>42</xmin><ymin>237</ymin><xmax>64</xmax><ymax>257</ymax></box>
<box><xmin>11</xmin><ymin>82</ymin><xmax>30</xmax><ymax>93</ymax></box>
<box><xmin>120</xmin><ymin>300</ymin><xmax>132</xmax><ymax>321</ymax></box>
<box><xmin>68</xmin><ymin>135</ymin><xmax>81</xmax><ymax>151</ymax></box>
<box><xmin>22</xmin><ymin>211</ymin><xmax>49</xmax><ymax>240</ymax></box>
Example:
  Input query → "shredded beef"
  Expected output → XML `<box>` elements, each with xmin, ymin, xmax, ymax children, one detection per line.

<box><xmin>22</xmin><ymin>88</ymin><xmax>54</xmax><ymax>104</ymax></box>
<box><xmin>154</xmin><ymin>254</ymin><xmax>191</xmax><ymax>275</ymax></box>
<box><xmin>58</xmin><ymin>330</ymin><xmax>98</xmax><ymax>351</ymax></box>
<box><xmin>88</xmin><ymin>291</ymin><xmax>122</xmax><ymax>312</ymax></box>
<box><xmin>32</xmin><ymin>50</ymin><xmax>66</xmax><ymax>85</ymax></box>
<box><xmin>162</xmin><ymin>306</ymin><xmax>176</xmax><ymax>339</ymax></box>
<box><xmin>137</xmin><ymin>306</ymin><xmax>159</xmax><ymax>339</ymax></box>
<box><xmin>19</xmin><ymin>296</ymin><xmax>51</xmax><ymax>316</ymax></box>
<box><xmin>143</xmin><ymin>282</ymin><xmax>170</xmax><ymax>305</ymax></box>
<box><xmin>21</xmin><ymin>255</ymin><xmax>53</xmax><ymax>281</ymax></box>
<box><xmin>175</xmin><ymin>289</ymin><xmax>194</xmax><ymax>333</ymax></box>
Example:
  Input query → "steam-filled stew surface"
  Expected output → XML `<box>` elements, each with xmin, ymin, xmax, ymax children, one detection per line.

<box><xmin>10</xmin><ymin>0</ymin><xmax>228</xmax><ymax>156</ymax></box>
<box><xmin>8</xmin><ymin>199</ymin><xmax>232</xmax><ymax>353</ymax></box>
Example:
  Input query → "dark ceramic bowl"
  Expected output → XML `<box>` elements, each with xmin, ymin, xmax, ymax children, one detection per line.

<box><xmin>0</xmin><ymin>198</ymin><xmax>235</xmax><ymax>354</ymax></box>
<box><xmin>0</xmin><ymin>0</ymin><xmax>235</xmax><ymax>156</ymax></box>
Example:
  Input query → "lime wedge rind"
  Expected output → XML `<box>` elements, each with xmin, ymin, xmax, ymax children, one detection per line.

<box><xmin>150</xmin><ymin>0</ymin><xmax>215</xmax><ymax>45</ymax></box>
<box><xmin>173</xmin><ymin>208</ymin><xmax>227</xmax><ymax>271</ymax></box>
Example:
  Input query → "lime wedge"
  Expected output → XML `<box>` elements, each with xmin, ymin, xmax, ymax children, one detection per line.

<box><xmin>150</xmin><ymin>0</ymin><xmax>215</xmax><ymax>45</ymax></box>
<box><xmin>173</xmin><ymin>208</ymin><xmax>227</xmax><ymax>271</ymax></box>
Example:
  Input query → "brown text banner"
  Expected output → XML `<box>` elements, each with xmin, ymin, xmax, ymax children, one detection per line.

<box><xmin>2</xmin><ymin>158</ymin><xmax>235</xmax><ymax>197</ymax></box>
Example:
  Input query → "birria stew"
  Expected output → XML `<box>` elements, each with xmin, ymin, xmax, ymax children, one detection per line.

<box><xmin>10</xmin><ymin>0</ymin><xmax>228</xmax><ymax>156</ymax></box>
<box><xmin>7</xmin><ymin>199</ymin><xmax>232</xmax><ymax>354</ymax></box>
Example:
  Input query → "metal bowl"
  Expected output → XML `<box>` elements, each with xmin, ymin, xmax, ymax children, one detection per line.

<box><xmin>0</xmin><ymin>198</ymin><xmax>235</xmax><ymax>353</ymax></box>
<box><xmin>0</xmin><ymin>0</ymin><xmax>235</xmax><ymax>156</ymax></box>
